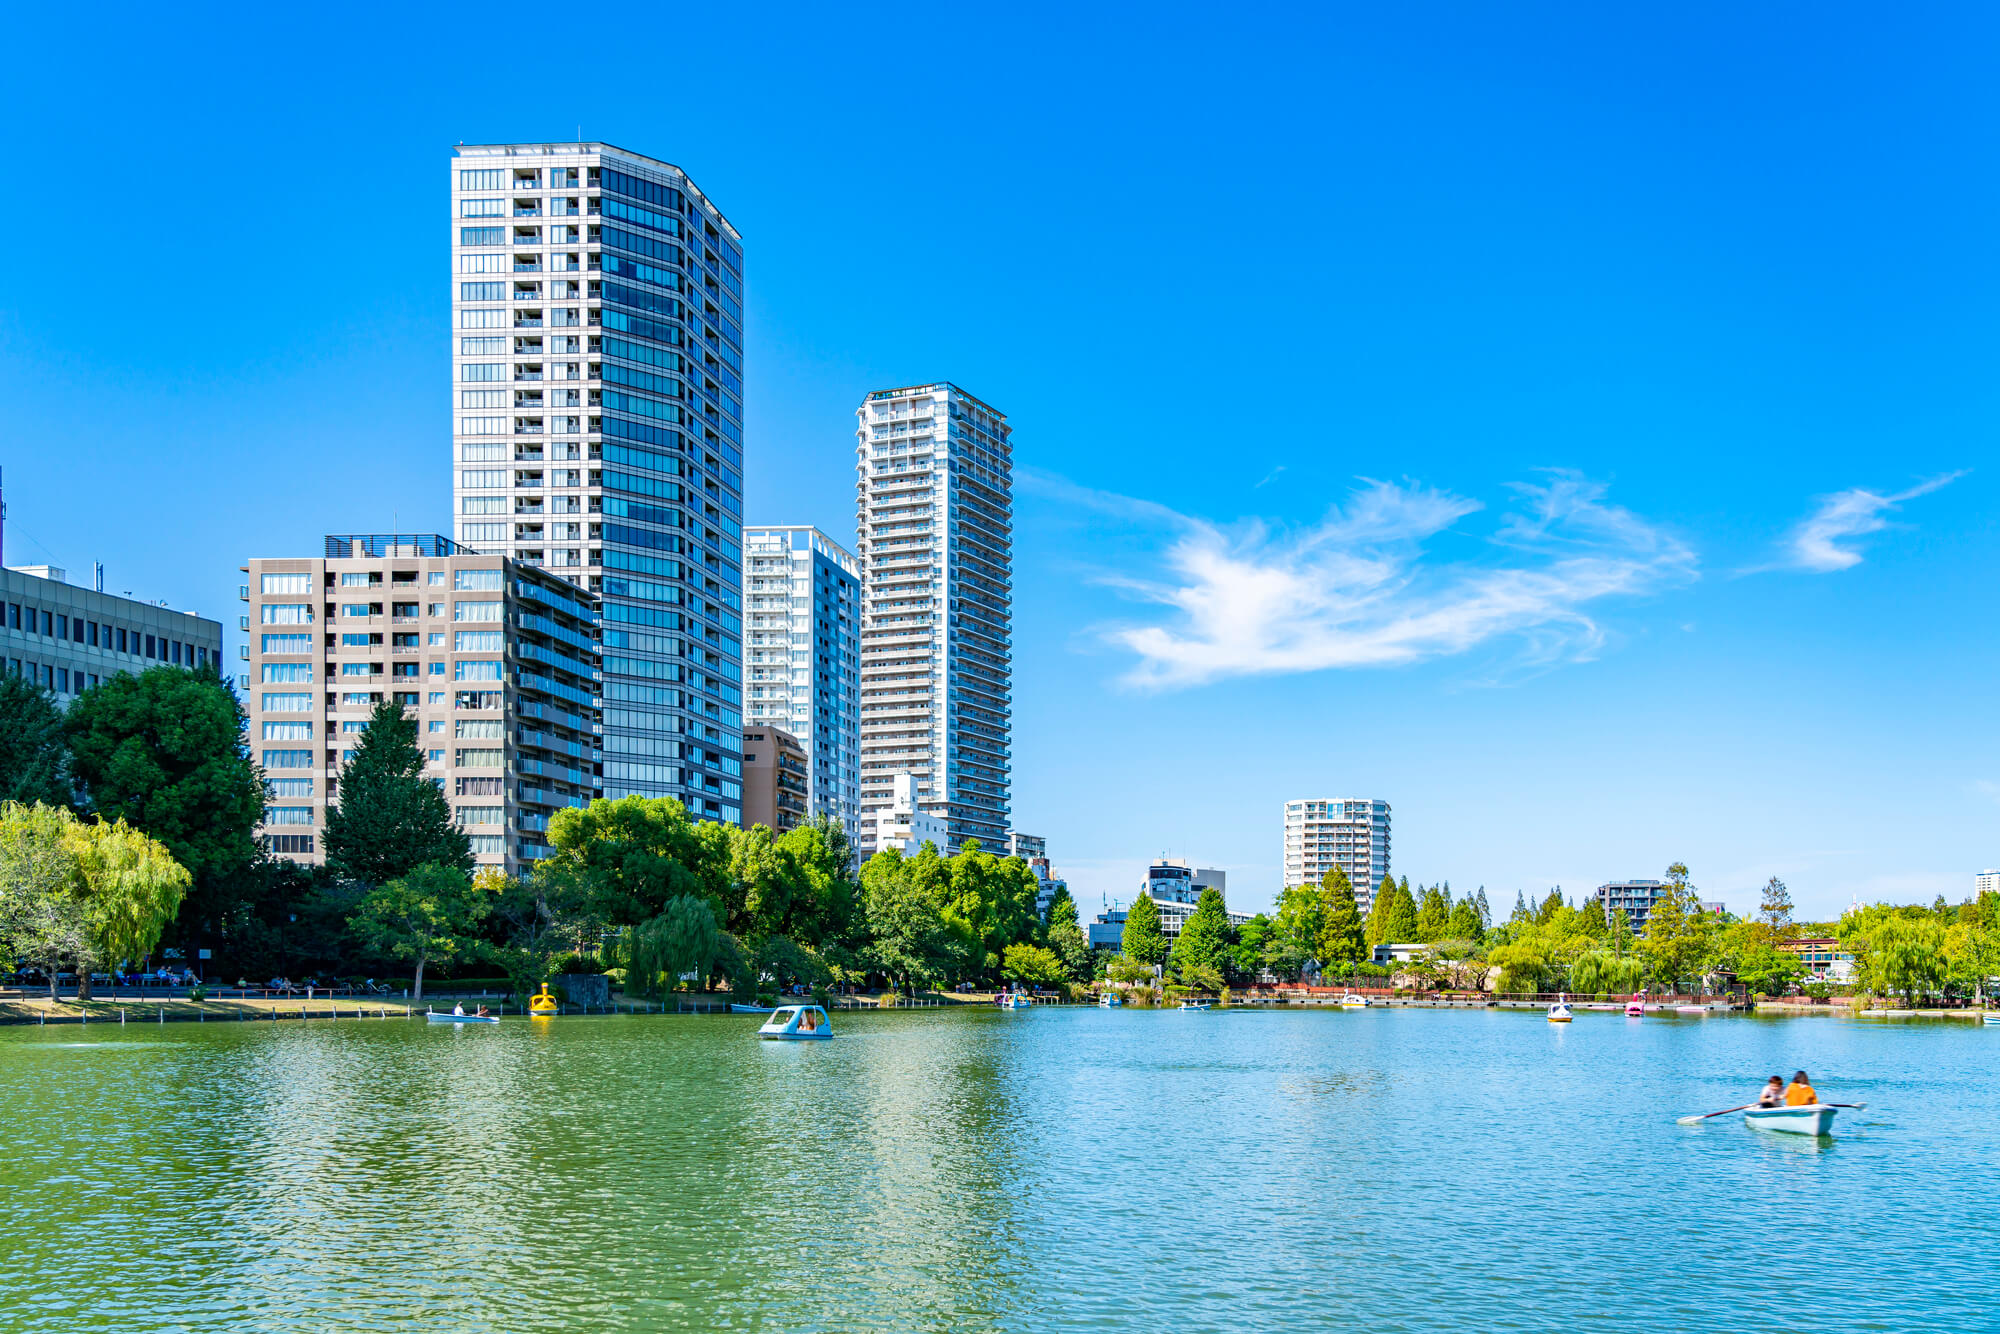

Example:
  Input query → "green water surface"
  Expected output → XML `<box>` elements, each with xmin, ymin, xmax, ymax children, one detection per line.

<box><xmin>1</xmin><ymin>1007</ymin><xmax>1993</xmax><ymax>1332</ymax></box>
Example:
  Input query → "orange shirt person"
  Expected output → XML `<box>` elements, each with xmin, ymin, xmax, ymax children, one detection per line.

<box><xmin>1784</xmin><ymin>1070</ymin><xmax>1819</xmax><ymax>1106</ymax></box>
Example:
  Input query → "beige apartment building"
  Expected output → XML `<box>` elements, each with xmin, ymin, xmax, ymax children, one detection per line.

<box><xmin>241</xmin><ymin>534</ymin><xmax>600</xmax><ymax>876</ymax></box>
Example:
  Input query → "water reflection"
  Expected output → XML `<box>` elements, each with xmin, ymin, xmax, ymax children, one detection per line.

<box><xmin>2</xmin><ymin>1008</ymin><xmax>1998</xmax><ymax>1332</ymax></box>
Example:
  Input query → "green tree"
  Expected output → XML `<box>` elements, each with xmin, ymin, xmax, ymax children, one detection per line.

<box><xmin>1638</xmin><ymin>874</ymin><xmax>1711</xmax><ymax>994</ymax></box>
<box><xmin>1415</xmin><ymin>884</ymin><xmax>1450</xmax><ymax>942</ymax></box>
<box><xmin>1381</xmin><ymin>879</ymin><xmax>1421</xmax><ymax>944</ymax></box>
<box><xmin>1171</xmin><ymin>886</ymin><xmax>1234</xmax><ymax>980</ymax></box>
<box><xmin>1316</xmin><ymin>867</ymin><xmax>1366</xmax><ymax>965</ymax></box>
<box><xmin>1002</xmin><ymin>942</ymin><xmax>1067</xmax><ymax>989</ymax></box>
<box><xmin>0</xmin><ymin>676</ymin><xmax>72</xmax><ymax>807</ymax></box>
<box><xmin>1364</xmin><ymin>873</ymin><xmax>1397</xmax><ymax>947</ymax></box>
<box><xmin>860</xmin><ymin>846</ymin><xmax>976</xmax><ymax>992</ymax></box>
<box><xmin>1233</xmin><ymin>912</ymin><xmax>1274</xmax><ymax>978</ymax></box>
<box><xmin>1044</xmin><ymin>887</ymin><xmax>1092</xmax><ymax>981</ymax></box>
<box><xmin>1444</xmin><ymin>897</ymin><xmax>1484</xmax><ymax>942</ymax></box>
<box><xmin>323</xmin><ymin>701</ymin><xmax>471</xmax><ymax>886</ymax></box>
<box><xmin>1536</xmin><ymin>889</ymin><xmax>1565</xmax><ymax>925</ymax></box>
<box><xmin>1575</xmin><ymin>898</ymin><xmax>1607</xmax><ymax>938</ymax></box>
<box><xmin>1871</xmin><ymin>914</ymin><xmax>1947</xmax><ymax>1003</ymax></box>
<box><xmin>629</xmin><ymin>893</ymin><xmax>723</xmax><ymax>994</ymax></box>
<box><xmin>348</xmin><ymin>861</ymin><xmax>484</xmax><ymax>1000</ymax></box>
<box><xmin>1121</xmin><ymin>890</ymin><xmax>1166</xmax><ymax>966</ymax></box>
<box><xmin>542</xmin><ymin>795</ymin><xmax>731</xmax><ymax>932</ymax></box>
<box><xmin>1569</xmin><ymin>949</ymin><xmax>1645</xmax><ymax>996</ymax></box>
<box><xmin>0</xmin><ymin>803</ymin><xmax>190</xmax><ymax>998</ymax></box>
<box><xmin>1274</xmin><ymin>883</ymin><xmax>1325</xmax><ymax>975</ymax></box>
<box><xmin>64</xmin><ymin>666</ymin><xmax>261</xmax><ymax>958</ymax></box>
<box><xmin>1755</xmin><ymin>876</ymin><xmax>1795</xmax><ymax>947</ymax></box>
<box><xmin>1473</xmin><ymin>887</ymin><xmax>1492</xmax><ymax>929</ymax></box>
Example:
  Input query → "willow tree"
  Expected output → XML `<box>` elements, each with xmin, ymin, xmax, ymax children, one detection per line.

<box><xmin>0</xmin><ymin>803</ymin><xmax>189</xmax><ymax>998</ymax></box>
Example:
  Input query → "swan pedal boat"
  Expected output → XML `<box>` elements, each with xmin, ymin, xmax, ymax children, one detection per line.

<box><xmin>759</xmin><ymin>1005</ymin><xmax>832</xmax><ymax>1040</ymax></box>
<box><xmin>427</xmin><ymin>1010</ymin><xmax>498</xmax><ymax>1024</ymax></box>
<box><xmin>1338</xmin><ymin>994</ymin><xmax>1369</xmax><ymax>1009</ymax></box>
<box><xmin>1745</xmin><ymin>1104</ymin><xmax>1837</xmax><ymax>1136</ymax></box>
<box><xmin>1547</xmin><ymin>1002</ymin><xmax>1574</xmax><ymax>1023</ymax></box>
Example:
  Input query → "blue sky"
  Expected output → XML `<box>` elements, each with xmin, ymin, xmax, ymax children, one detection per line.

<box><xmin>4</xmin><ymin>3</ymin><xmax>1995</xmax><ymax>920</ymax></box>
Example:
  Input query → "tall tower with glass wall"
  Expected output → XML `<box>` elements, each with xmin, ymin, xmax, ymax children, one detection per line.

<box><xmin>742</xmin><ymin>525</ymin><xmax>861</xmax><ymax>848</ymax></box>
<box><xmin>854</xmin><ymin>383</ymin><xmax>1012</xmax><ymax>854</ymax></box>
<box><xmin>451</xmin><ymin>143</ymin><xmax>747</xmax><ymax>824</ymax></box>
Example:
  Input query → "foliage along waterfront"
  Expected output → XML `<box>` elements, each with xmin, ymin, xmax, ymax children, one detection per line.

<box><xmin>2</xmin><ymin>666</ymin><xmax>1995</xmax><ymax>1010</ymax></box>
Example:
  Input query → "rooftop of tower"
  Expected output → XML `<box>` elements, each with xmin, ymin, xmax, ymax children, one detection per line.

<box><xmin>452</xmin><ymin>140</ymin><xmax>741</xmax><ymax>242</ymax></box>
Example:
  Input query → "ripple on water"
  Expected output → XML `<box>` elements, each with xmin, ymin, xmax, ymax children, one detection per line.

<box><xmin>0</xmin><ymin>1008</ymin><xmax>1994</xmax><ymax>1333</ymax></box>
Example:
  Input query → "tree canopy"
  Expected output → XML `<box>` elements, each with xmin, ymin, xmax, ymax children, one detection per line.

<box><xmin>323</xmin><ymin>701</ymin><xmax>472</xmax><ymax>885</ymax></box>
<box><xmin>1121</xmin><ymin>890</ymin><xmax>1166</xmax><ymax>966</ymax></box>
<box><xmin>0</xmin><ymin>676</ymin><xmax>71</xmax><ymax>807</ymax></box>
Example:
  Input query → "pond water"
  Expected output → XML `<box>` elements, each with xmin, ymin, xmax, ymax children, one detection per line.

<box><xmin>1</xmin><ymin>1006</ymin><xmax>1994</xmax><ymax>1332</ymax></box>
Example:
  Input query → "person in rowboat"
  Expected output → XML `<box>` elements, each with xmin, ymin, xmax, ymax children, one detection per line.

<box><xmin>452</xmin><ymin>1002</ymin><xmax>465</xmax><ymax>1017</ymax></box>
<box><xmin>475</xmin><ymin>1005</ymin><xmax>491</xmax><ymax>1018</ymax></box>
<box><xmin>1784</xmin><ymin>1070</ymin><xmax>1819</xmax><ymax>1106</ymax></box>
<box><xmin>1757</xmin><ymin>1076</ymin><xmax>1784</xmax><ymax>1108</ymax></box>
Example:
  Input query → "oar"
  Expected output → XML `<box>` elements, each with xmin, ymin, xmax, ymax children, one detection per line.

<box><xmin>1677</xmin><ymin>1103</ymin><xmax>1755</xmax><ymax>1125</ymax></box>
<box><xmin>1823</xmin><ymin>1101</ymin><xmax>1867</xmax><ymax>1110</ymax></box>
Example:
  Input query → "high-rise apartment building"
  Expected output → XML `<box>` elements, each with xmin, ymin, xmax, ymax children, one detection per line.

<box><xmin>743</xmin><ymin>526</ymin><xmax>860</xmax><ymax>845</ymax></box>
<box><xmin>1283</xmin><ymin>799</ymin><xmax>1392</xmax><ymax>909</ymax></box>
<box><xmin>451</xmin><ymin>142</ymin><xmax>747</xmax><ymax>825</ymax></box>
<box><xmin>242</xmin><ymin>535</ymin><xmax>600</xmax><ymax>876</ymax></box>
<box><xmin>854</xmin><ymin>383</ymin><xmax>1012</xmax><ymax>855</ymax></box>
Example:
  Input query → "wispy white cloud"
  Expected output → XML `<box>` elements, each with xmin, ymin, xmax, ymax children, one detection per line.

<box><xmin>1254</xmin><ymin>465</ymin><xmax>1287</xmax><ymax>489</ymax></box>
<box><xmin>1768</xmin><ymin>472</ymin><xmax>1965</xmax><ymax>573</ymax></box>
<box><xmin>1070</xmin><ymin>470</ymin><xmax>1695</xmax><ymax>690</ymax></box>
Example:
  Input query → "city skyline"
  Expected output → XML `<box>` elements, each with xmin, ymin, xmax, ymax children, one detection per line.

<box><xmin>5</xmin><ymin>7</ymin><xmax>1995</xmax><ymax>921</ymax></box>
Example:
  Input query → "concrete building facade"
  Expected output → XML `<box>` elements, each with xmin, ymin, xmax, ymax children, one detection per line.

<box><xmin>1283</xmin><ymin>799</ymin><xmax>1392</xmax><ymax>910</ymax></box>
<box><xmin>3</xmin><ymin>565</ymin><xmax>221</xmax><ymax>698</ymax></box>
<box><xmin>450</xmin><ymin>141</ymin><xmax>746</xmax><ymax>825</ymax></box>
<box><xmin>854</xmin><ymin>382</ymin><xmax>1012</xmax><ymax>855</ymax></box>
<box><xmin>741</xmin><ymin>722</ymin><xmax>809</xmax><ymax>834</ymax></box>
<box><xmin>743</xmin><ymin>526</ymin><xmax>860</xmax><ymax>846</ymax></box>
<box><xmin>868</xmin><ymin>772</ymin><xmax>950</xmax><ymax>856</ymax></box>
<box><xmin>242</xmin><ymin>535</ymin><xmax>600</xmax><ymax>875</ymax></box>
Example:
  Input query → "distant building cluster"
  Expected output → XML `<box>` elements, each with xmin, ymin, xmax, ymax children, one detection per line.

<box><xmin>1088</xmin><ymin>859</ymin><xmax>1249</xmax><ymax>952</ymax></box>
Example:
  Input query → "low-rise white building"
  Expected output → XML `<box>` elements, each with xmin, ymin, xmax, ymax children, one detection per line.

<box><xmin>869</xmin><ymin>773</ymin><xmax>949</xmax><ymax>856</ymax></box>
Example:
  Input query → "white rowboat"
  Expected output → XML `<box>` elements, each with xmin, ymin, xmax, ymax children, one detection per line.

<box><xmin>426</xmin><ymin>1011</ymin><xmax>497</xmax><ymax>1024</ymax></box>
<box><xmin>1179</xmin><ymin>999</ymin><xmax>1212</xmax><ymax>1011</ymax></box>
<box><xmin>730</xmin><ymin>1003</ymin><xmax>777</xmax><ymax>1014</ymax></box>
<box><xmin>1744</xmin><ymin>1104</ymin><xmax>1837</xmax><ymax>1136</ymax></box>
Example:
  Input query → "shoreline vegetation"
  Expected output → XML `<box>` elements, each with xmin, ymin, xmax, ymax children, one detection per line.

<box><xmin>2</xmin><ymin>670</ymin><xmax>1996</xmax><ymax>1019</ymax></box>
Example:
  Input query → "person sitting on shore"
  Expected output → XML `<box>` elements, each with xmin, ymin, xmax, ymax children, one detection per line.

<box><xmin>1757</xmin><ymin>1076</ymin><xmax>1784</xmax><ymax>1108</ymax></box>
<box><xmin>1784</xmin><ymin>1070</ymin><xmax>1819</xmax><ymax>1106</ymax></box>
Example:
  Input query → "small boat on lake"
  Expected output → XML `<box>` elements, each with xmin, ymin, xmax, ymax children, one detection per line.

<box><xmin>1983</xmin><ymin>1013</ymin><xmax>2000</xmax><ymax>1026</ymax></box>
<box><xmin>998</xmin><ymin>992</ymin><xmax>1031</xmax><ymax>1009</ymax></box>
<box><xmin>1548</xmin><ymin>994</ymin><xmax>1574</xmax><ymax>1023</ymax></box>
<box><xmin>759</xmin><ymin>1005</ymin><xmax>832</xmax><ymax>1040</ymax></box>
<box><xmin>1339</xmin><ymin>994</ymin><xmax>1369</xmax><ymax>1010</ymax></box>
<box><xmin>1625</xmin><ymin>999</ymin><xmax>1646</xmax><ymax>1018</ymax></box>
<box><xmin>1745</xmin><ymin>1104</ymin><xmax>1837</xmax><ymax>1136</ymax></box>
<box><xmin>1179</xmin><ymin>999</ymin><xmax>1212</xmax><ymax>1011</ymax></box>
<box><xmin>1098</xmin><ymin>992</ymin><xmax>1123</xmax><ymax>1008</ymax></box>
<box><xmin>529</xmin><ymin>984</ymin><xmax>559</xmax><ymax>1018</ymax></box>
<box><xmin>731</xmin><ymin>1003</ymin><xmax>778</xmax><ymax>1014</ymax></box>
<box><xmin>427</xmin><ymin>1009</ymin><xmax>498</xmax><ymax>1025</ymax></box>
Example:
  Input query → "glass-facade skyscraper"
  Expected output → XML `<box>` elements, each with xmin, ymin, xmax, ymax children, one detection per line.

<box><xmin>451</xmin><ymin>143</ymin><xmax>746</xmax><ymax>825</ymax></box>
<box><xmin>854</xmin><ymin>383</ymin><xmax>1012</xmax><ymax>854</ymax></box>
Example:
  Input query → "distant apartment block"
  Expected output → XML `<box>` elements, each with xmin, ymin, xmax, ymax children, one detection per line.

<box><xmin>1978</xmin><ymin>870</ymin><xmax>2000</xmax><ymax>897</ymax></box>
<box><xmin>868</xmin><ymin>773</ymin><xmax>949</xmax><ymax>856</ymax></box>
<box><xmin>242</xmin><ymin>535</ymin><xmax>600</xmax><ymax>876</ymax></box>
<box><xmin>1283</xmin><ymin>799</ymin><xmax>1392</xmax><ymax>910</ymax></box>
<box><xmin>741</xmin><ymin>722</ymin><xmax>808</xmax><ymax>834</ymax></box>
<box><xmin>743</xmin><ymin>526</ymin><xmax>860</xmax><ymax>846</ymax></box>
<box><xmin>855</xmin><ymin>382</ymin><xmax>1012</xmax><ymax>855</ymax></box>
<box><xmin>450</xmin><ymin>141</ymin><xmax>746</xmax><ymax>826</ymax></box>
<box><xmin>1007</xmin><ymin>832</ymin><xmax>1067</xmax><ymax>916</ymax></box>
<box><xmin>1593</xmin><ymin>879</ymin><xmax>1717</xmax><ymax>935</ymax></box>
<box><xmin>3</xmin><ymin>564</ymin><xmax>221</xmax><ymax>698</ymax></box>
